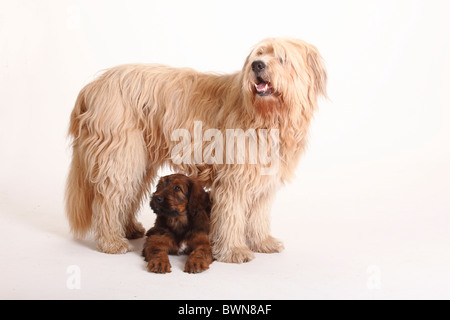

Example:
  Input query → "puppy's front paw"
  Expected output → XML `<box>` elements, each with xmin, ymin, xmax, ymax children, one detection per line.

<box><xmin>146</xmin><ymin>257</ymin><xmax>171</xmax><ymax>274</ymax></box>
<box><xmin>184</xmin><ymin>256</ymin><xmax>210</xmax><ymax>274</ymax></box>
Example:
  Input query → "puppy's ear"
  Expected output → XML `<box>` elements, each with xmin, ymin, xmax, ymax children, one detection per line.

<box><xmin>187</xmin><ymin>179</ymin><xmax>209</xmax><ymax>215</ymax></box>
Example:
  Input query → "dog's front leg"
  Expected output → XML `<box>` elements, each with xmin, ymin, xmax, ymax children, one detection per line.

<box><xmin>210</xmin><ymin>181</ymin><xmax>255</xmax><ymax>263</ymax></box>
<box><xmin>184</xmin><ymin>232</ymin><xmax>213</xmax><ymax>273</ymax></box>
<box><xmin>246</xmin><ymin>191</ymin><xmax>285</xmax><ymax>253</ymax></box>
<box><xmin>143</xmin><ymin>230</ymin><xmax>177</xmax><ymax>274</ymax></box>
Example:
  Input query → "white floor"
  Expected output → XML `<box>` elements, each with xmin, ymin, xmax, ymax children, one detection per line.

<box><xmin>1</xmin><ymin>150</ymin><xmax>449</xmax><ymax>300</ymax></box>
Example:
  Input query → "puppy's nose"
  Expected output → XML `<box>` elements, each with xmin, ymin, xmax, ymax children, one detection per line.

<box><xmin>154</xmin><ymin>195</ymin><xmax>164</xmax><ymax>203</ymax></box>
<box><xmin>252</xmin><ymin>60</ymin><xmax>266</xmax><ymax>73</ymax></box>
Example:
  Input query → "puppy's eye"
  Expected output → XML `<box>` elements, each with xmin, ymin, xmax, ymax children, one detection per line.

<box><xmin>173</xmin><ymin>186</ymin><xmax>181</xmax><ymax>192</ymax></box>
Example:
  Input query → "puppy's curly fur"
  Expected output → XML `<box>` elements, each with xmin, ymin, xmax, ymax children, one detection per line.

<box><xmin>142</xmin><ymin>174</ymin><xmax>212</xmax><ymax>274</ymax></box>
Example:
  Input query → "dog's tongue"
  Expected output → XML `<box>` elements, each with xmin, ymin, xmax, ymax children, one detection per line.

<box><xmin>255</xmin><ymin>82</ymin><xmax>271</xmax><ymax>92</ymax></box>
<box><xmin>256</xmin><ymin>83</ymin><xmax>269</xmax><ymax>92</ymax></box>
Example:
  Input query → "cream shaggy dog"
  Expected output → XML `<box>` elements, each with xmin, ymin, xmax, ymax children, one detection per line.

<box><xmin>66</xmin><ymin>38</ymin><xmax>327</xmax><ymax>263</ymax></box>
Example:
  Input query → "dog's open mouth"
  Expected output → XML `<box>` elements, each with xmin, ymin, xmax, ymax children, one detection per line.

<box><xmin>254</xmin><ymin>80</ymin><xmax>274</xmax><ymax>96</ymax></box>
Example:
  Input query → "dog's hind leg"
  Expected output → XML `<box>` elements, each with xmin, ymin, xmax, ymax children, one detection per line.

<box><xmin>91</xmin><ymin>130</ymin><xmax>149</xmax><ymax>254</ymax></box>
<box><xmin>124</xmin><ymin>165</ymin><xmax>159</xmax><ymax>240</ymax></box>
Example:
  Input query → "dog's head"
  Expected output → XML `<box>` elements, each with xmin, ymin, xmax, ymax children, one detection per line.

<box><xmin>242</xmin><ymin>38</ymin><xmax>327</xmax><ymax>117</ymax></box>
<box><xmin>150</xmin><ymin>174</ymin><xmax>210</xmax><ymax>218</ymax></box>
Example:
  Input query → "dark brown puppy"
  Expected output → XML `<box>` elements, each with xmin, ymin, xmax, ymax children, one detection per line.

<box><xmin>142</xmin><ymin>174</ymin><xmax>213</xmax><ymax>273</ymax></box>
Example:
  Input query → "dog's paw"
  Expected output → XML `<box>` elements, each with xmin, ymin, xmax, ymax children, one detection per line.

<box><xmin>214</xmin><ymin>245</ymin><xmax>255</xmax><ymax>264</ymax></box>
<box><xmin>249</xmin><ymin>236</ymin><xmax>285</xmax><ymax>253</ymax></box>
<box><xmin>98</xmin><ymin>239</ymin><xmax>130</xmax><ymax>254</ymax></box>
<box><xmin>184</xmin><ymin>257</ymin><xmax>210</xmax><ymax>274</ymax></box>
<box><xmin>146</xmin><ymin>257</ymin><xmax>171</xmax><ymax>274</ymax></box>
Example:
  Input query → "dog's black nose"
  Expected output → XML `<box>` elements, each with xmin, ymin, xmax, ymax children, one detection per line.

<box><xmin>252</xmin><ymin>60</ymin><xmax>266</xmax><ymax>72</ymax></box>
<box><xmin>154</xmin><ymin>195</ymin><xmax>164</xmax><ymax>203</ymax></box>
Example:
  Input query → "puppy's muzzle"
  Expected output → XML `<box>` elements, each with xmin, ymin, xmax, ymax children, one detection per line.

<box><xmin>150</xmin><ymin>194</ymin><xmax>166</xmax><ymax>213</ymax></box>
<box><xmin>154</xmin><ymin>195</ymin><xmax>164</xmax><ymax>204</ymax></box>
<box><xmin>150</xmin><ymin>193</ymin><xmax>180</xmax><ymax>217</ymax></box>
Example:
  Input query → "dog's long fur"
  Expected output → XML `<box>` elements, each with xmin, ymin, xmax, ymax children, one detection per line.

<box><xmin>66</xmin><ymin>38</ymin><xmax>327</xmax><ymax>263</ymax></box>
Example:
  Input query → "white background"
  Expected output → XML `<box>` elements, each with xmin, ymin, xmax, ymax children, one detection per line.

<box><xmin>1</xmin><ymin>0</ymin><xmax>449</xmax><ymax>299</ymax></box>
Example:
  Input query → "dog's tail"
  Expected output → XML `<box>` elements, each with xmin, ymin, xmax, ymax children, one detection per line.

<box><xmin>65</xmin><ymin>87</ymin><xmax>93</xmax><ymax>238</ymax></box>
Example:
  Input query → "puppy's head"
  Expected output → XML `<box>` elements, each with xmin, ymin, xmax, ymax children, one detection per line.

<box><xmin>242</xmin><ymin>38</ymin><xmax>327</xmax><ymax>116</ymax></box>
<box><xmin>150</xmin><ymin>174</ymin><xmax>209</xmax><ymax>218</ymax></box>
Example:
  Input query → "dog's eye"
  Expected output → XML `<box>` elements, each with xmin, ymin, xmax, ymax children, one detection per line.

<box><xmin>173</xmin><ymin>186</ymin><xmax>181</xmax><ymax>192</ymax></box>
<box><xmin>279</xmin><ymin>57</ymin><xmax>288</xmax><ymax>65</ymax></box>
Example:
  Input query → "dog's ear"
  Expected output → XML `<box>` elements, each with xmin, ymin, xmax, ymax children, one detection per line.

<box><xmin>306</xmin><ymin>45</ymin><xmax>328</xmax><ymax>99</ymax></box>
<box><xmin>187</xmin><ymin>179</ymin><xmax>209</xmax><ymax>215</ymax></box>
